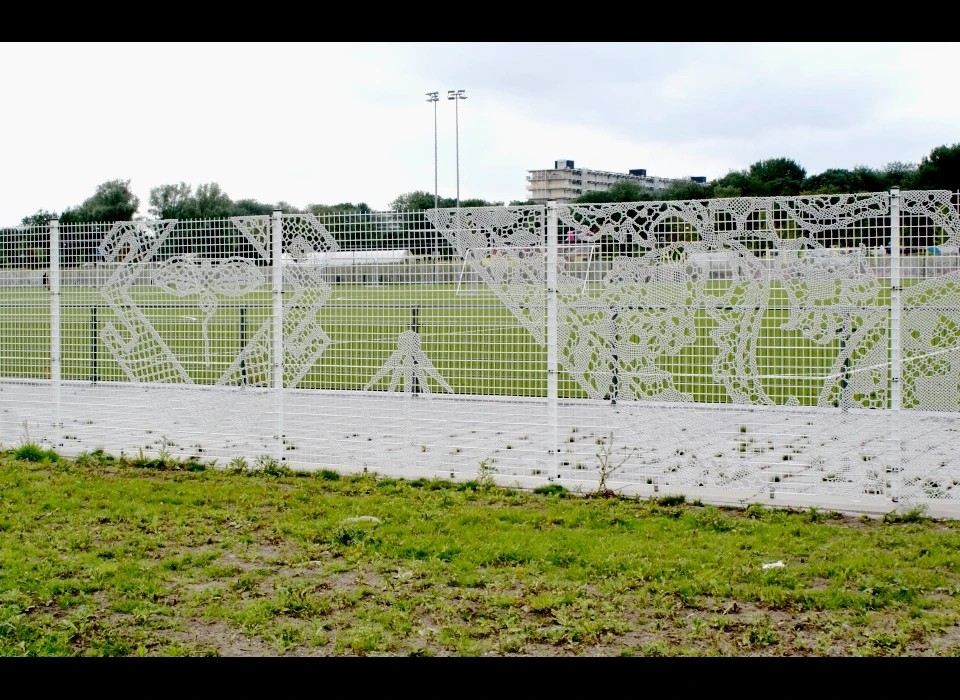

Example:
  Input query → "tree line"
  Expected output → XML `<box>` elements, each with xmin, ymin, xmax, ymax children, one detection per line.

<box><xmin>572</xmin><ymin>143</ymin><xmax>960</xmax><ymax>204</ymax></box>
<box><xmin>15</xmin><ymin>142</ymin><xmax>959</xmax><ymax>227</ymax></box>
<box><xmin>6</xmin><ymin>142</ymin><xmax>957</xmax><ymax>267</ymax></box>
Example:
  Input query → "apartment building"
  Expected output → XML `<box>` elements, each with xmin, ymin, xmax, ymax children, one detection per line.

<box><xmin>526</xmin><ymin>159</ymin><xmax>707</xmax><ymax>204</ymax></box>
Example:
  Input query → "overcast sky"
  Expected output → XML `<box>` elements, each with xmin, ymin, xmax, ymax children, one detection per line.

<box><xmin>2</xmin><ymin>42</ymin><xmax>958</xmax><ymax>225</ymax></box>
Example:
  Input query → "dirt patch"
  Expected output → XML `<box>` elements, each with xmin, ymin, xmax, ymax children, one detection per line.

<box><xmin>183</xmin><ymin>581</ymin><xmax>227</xmax><ymax>594</ymax></box>
<box><xmin>932</xmin><ymin>623</ymin><xmax>960</xmax><ymax>642</ymax></box>
<box><xmin>218</xmin><ymin>551</ymin><xmax>263</xmax><ymax>572</ymax></box>
<box><xmin>165</xmin><ymin>620</ymin><xmax>278</xmax><ymax>657</ymax></box>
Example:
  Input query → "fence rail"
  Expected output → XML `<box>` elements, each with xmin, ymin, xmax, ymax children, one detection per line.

<box><xmin>2</xmin><ymin>191</ymin><xmax>960</xmax><ymax>510</ymax></box>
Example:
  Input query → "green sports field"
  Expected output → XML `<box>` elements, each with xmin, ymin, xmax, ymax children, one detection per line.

<box><xmin>0</xmin><ymin>281</ymin><xmax>898</xmax><ymax>407</ymax></box>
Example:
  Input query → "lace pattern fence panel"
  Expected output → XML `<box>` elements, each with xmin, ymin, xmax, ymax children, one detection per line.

<box><xmin>47</xmin><ymin>218</ymin><xmax>276</xmax><ymax>463</ymax></box>
<box><xmin>0</xmin><ymin>224</ymin><xmax>52</xmax><ymax>449</ymax></box>
<box><xmin>553</xmin><ymin>194</ymin><xmax>913</xmax><ymax>499</ymax></box>
<box><xmin>896</xmin><ymin>190</ymin><xmax>960</xmax><ymax>501</ymax></box>
<box><xmin>279</xmin><ymin>207</ymin><xmax>552</xmax><ymax>480</ymax></box>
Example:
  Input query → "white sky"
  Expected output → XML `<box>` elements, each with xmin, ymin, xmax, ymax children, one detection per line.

<box><xmin>2</xmin><ymin>42</ymin><xmax>959</xmax><ymax>225</ymax></box>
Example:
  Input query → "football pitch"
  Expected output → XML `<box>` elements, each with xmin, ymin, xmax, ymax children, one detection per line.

<box><xmin>0</xmin><ymin>281</ymin><xmax>894</xmax><ymax>407</ymax></box>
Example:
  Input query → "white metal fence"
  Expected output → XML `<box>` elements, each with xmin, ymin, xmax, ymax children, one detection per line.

<box><xmin>2</xmin><ymin>190</ymin><xmax>959</xmax><ymax>510</ymax></box>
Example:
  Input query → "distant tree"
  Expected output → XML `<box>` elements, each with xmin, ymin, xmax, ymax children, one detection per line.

<box><xmin>389</xmin><ymin>190</ymin><xmax>497</xmax><ymax>210</ymax></box>
<box><xmin>712</xmin><ymin>185</ymin><xmax>742</xmax><ymax>199</ymax></box>
<box><xmin>802</xmin><ymin>168</ymin><xmax>856</xmax><ymax>194</ymax></box>
<box><xmin>747</xmin><ymin>158</ymin><xmax>806</xmax><ymax>196</ymax></box>
<box><xmin>148</xmin><ymin>182</ymin><xmax>196</xmax><ymax>220</ymax></box>
<box><xmin>8</xmin><ymin>209</ymin><xmax>58</xmax><ymax>268</ymax></box>
<box><xmin>60</xmin><ymin>179</ymin><xmax>139</xmax><ymax>223</ymax></box>
<box><xmin>150</xmin><ymin>182</ymin><xmax>276</xmax><ymax>220</ymax></box>
<box><xmin>850</xmin><ymin>166</ymin><xmax>888</xmax><ymax>193</ymax></box>
<box><xmin>574</xmin><ymin>180</ymin><xmax>652</xmax><ymax>204</ymax></box>
<box><xmin>50</xmin><ymin>180</ymin><xmax>139</xmax><ymax>265</ymax></box>
<box><xmin>710</xmin><ymin>169</ymin><xmax>760</xmax><ymax>197</ymax></box>
<box><xmin>20</xmin><ymin>209</ymin><xmax>59</xmax><ymax>227</ymax></box>
<box><xmin>459</xmin><ymin>198</ymin><xmax>501</xmax><ymax>207</ymax></box>
<box><xmin>659</xmin><ymin>181</ymin><xmax>713</xmax><ymax>201</ymax></box>
<box><xmin>232</xmin><ymin>198</ymin><xmax>274</xmax><ymax>217</ymax></box>
<box><xmin>912</xmin><ymin>143</ymin><xmax>960</xmax><ymax>192</ymax></box>
<box><xmin>881</xmin><ymin>161</ymin><xmax>917</xmax><ymax>189</ymax></box>
<box><xmin>191</xmin><ymin>183</ymin><xmax>234</xmax><ymax>219</ymax></box>
<box><xmin>391</xmin><ymin>191</ymin><xmax>447</xmax><ymax>210</ymax></box>
<box><xmin>305</xmin><ymin>202</ymin><xmax>370</xmax><ymax>215</ymax></box>
<box><xmin>270</xmin><ymin>201</ymin><xmax>302</xmax><ymax>215</ymax></box>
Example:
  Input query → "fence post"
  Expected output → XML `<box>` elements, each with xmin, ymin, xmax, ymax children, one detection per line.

<box><xmin>546</xmin><ymin>202</ymin><xmax>559</xmax><ymax>478</ymax></box>
<box><xmin>272</xmin><ymin>209</ymin><xmax>284</xmax><ymax>462</ymax></box>
<box><xmin>239</xmin><ymin>306</ymin><xmax>247</xmax><ymax>386</ymax></box>
<box><xmin>888</xmin><ymin>187</ymin><xmax>902</xmax><ymax>500</ymax></box>
<box><xmin>90</xmin><ymin>305</ymin><xmax>98</xmax><ymax>384</ymax></box>
<box><xmin>609</xmin><ymin>305</ymin><xmax>619</xmax><ymax>405</ymax></box>
<box><xmin>49</xmin><ymin>218</ymin><xmax>61</xmax><ymax>448</ymax></box>
<box><xmin>411</xmin><ymin>305</ymin><xmax>420</xmax><ymax>395</ymax></box>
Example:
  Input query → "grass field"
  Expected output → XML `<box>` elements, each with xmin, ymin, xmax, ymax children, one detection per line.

<box><xmin>1</xmin><ymin>447</ymin><xmax>959</xmax><ymax>656</ymax></box>
<box><xmin>0</xmin><ymin>280</ymin><xmax>901</xmax><ymax>405</ymax></box>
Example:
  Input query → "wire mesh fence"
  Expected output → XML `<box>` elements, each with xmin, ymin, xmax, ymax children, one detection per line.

<box><xmin>1</xmin><ymin>190</ymin><xmax>958</xmax><ymax>509</ymax></box>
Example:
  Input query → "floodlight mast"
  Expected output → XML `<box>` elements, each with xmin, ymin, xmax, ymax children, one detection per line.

<box><xmin>425</xmin><ymin>92</ymin><xmax>439</xmax><ymax>210</ymax></box>
<box><xmin>447</xmin><ymin>89</ymin><xmax>467</xmax><ymax>208</ymax></box>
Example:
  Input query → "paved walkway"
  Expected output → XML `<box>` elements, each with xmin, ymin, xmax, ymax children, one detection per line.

<box><xmin>2</xmin><ymin>378</ymin><xmax>958</xmax><ymax>518</ymax></box>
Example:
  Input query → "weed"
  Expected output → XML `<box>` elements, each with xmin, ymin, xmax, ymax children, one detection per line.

<box><xmin>14</xmin><ymin>444</ymin><xmax>58</xmax><ymax>463</ymax></box>
<box><xmin>533</xmin><ymin>484</ymin><xmax>568</xmax><ymax>497</ymax></box>
<box><xmin>594</xmin><ymin>432</ymin><xmax>637</xmax><ymax>495</ymax></box>
<box><xmin>228</xmin><ymin>456</ymin><xmax>249</xmax><ymax>473</ymax></box>
<box><xmin>252</xmin><ymin>455</ymin><xmax>293</xmax><ymax>477</ymax></box>
<box><xmin>319</xmin><ymin>469</ymin><xmax>340</xmax><ymax>481</ymax></box>
<box><xmin>184</xmin><ymin>459</ymin><xmax>206</xmax><ymax>472</ymax></box>
<box><xmin>642</xmin><ymin>640</ymin><xmax>670</xmax><ymax>656</ymax></box>
<box><xmin>657</xmin><ymin>494</ymin><xmax>686</xmax><ymax>507</ymax></box>
<box><xmin>693</xmin><ymin>507</ymin><xmax>735</xmax><ymax>532</ymax></box>
<box><xmin>476</xmin><ymin>459</ymin><xmax>496</xmax><ymax>491</ymax></box>
<box><xmin>883</xmin><ymin>505</ymin><xmax>929</xmax><ymax>524</ymax></box>
<box><xmin>743</xmin><ymin>616</ymin><xmax>780</xmax><ymax>648</ymax></box>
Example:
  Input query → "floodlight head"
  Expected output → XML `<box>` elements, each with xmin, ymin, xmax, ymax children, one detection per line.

<box><xmin>447</xmin><ymin>90</ymin><xmax>455</xmax><ymax>99</ymax></box>
<box><xmin>425</xmin><ymin>91</ymin><xmax>439</xmax><ymax>102</ymax></box>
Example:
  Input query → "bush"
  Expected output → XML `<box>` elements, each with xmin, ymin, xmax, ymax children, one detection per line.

<box><xmin>534</xmin><ymin>484</ymin><xmax>568</xmax><ymax>497</ymax></box>
<box><xmin>656</xmin><ymin>494</ymin><xmax>686</xmax><ymax>507</ymax></box>
<box><xmin>14</xmin><ymin>444</ymin><xmax>58</xmax><ymax>463</ymax></box>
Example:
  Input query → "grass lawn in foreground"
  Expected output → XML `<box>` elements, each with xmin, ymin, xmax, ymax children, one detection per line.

<box><xmin>1</xmin><ymin>447</ymin><xmax>959</xmax><ymax>656</ymax></box>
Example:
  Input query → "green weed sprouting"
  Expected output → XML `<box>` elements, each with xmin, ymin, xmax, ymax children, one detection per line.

<box><xmin>476</xmin><ymin>459</ymin><xmax>496</xmax><ymax>491</ymax></box>
<box><xmin>251</xmin><ymin>454</ymin><xmax>293</xmax><ymax>477</ymax></box>
<box><xmin>229</xmin><ymin>456</ymin><xmax>249</xmax><ymax>473</ymax></box>
<box><xmin>534</xmin><ymin>484</ymin><xmax>568</xmax><ymax>497</ymax></box>
<box><xmin>14</xmin><ymin>444</ymin><xmax>58</xmax><ymax>463</ymax></box>
<box><xmin>883</xmin><ymin>505</ymin><xmax>929</xmax><ymax>524</ymax></box>
<box><xmin>656</xmin><ymin>494</ymin><xmax>686</xmax><ymax>507</ymax></box>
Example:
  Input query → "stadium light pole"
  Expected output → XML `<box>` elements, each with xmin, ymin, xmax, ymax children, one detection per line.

<box><xmin>425</xmin><ymin>92</ymin><xmax>439</xmax><ymax>209</ymax></box>
<box><xmin>447</xmin><ymin>89</ymin><xmax>467</xmax><ymax>208</ymax></box>
<box><xmin>426</xmin><ymin>91</ymin><xmax>440</xmax><ymax>283</ymax></box>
